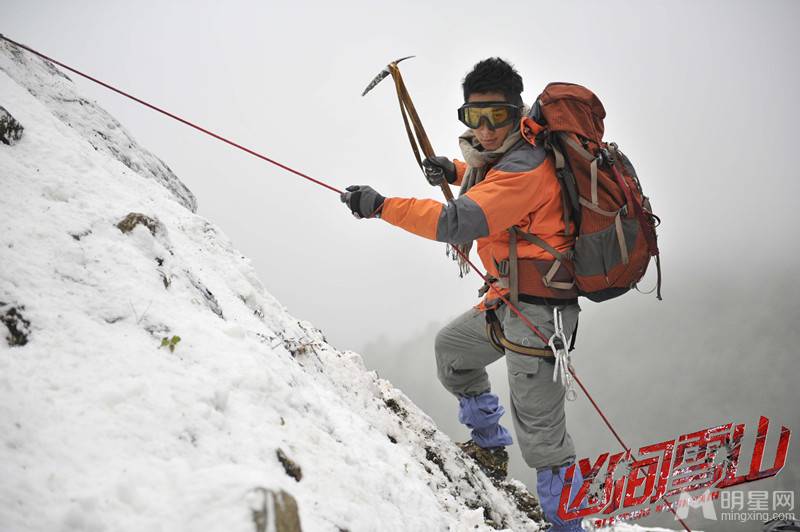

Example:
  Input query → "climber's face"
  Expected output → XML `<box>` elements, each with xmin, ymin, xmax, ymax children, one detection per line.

<box><xmin>460</xmin><ymin>91</ymin><xmax>518</xmax><ymax>151</ymax></box>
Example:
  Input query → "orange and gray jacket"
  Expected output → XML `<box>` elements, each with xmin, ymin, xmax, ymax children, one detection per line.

<box><xmin>381</xmin><ymin>142</ymin><xmax>577</xmax><ymax>302</ymax></box>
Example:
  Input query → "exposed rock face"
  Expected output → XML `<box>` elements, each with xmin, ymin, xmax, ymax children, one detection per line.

<box><xmin>0</xmin><ymin>104</ymin><xmax>23</xmax><ymax>145</ymax></box>
<box><xmin>0</xmin><ymin>302</ymin><xmax>30</xmax><ymax>346</ymax></box>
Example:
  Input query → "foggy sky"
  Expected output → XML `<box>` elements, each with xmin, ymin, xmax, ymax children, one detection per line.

<box><xmin>3</xmin><ymin>1</ymin><xmax>798</xmax><ymax>531</ymax></box>
<box><xmin>4</xmin><ymin>0</ymin><xmax>797</xmax><ymax>349</ymax></box>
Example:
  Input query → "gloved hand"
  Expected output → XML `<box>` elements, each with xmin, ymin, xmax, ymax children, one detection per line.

<box><xmin>422</xmin><ymin>156</ymin><xmax>457</xmax><ymax>186</ymax></box>
<box><xmin>340</xmin><ymin>185</ymin><xmax>385</xmax><ymax>219</ymax></box>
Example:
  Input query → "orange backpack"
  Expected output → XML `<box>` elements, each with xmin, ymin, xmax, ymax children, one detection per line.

<box><xmin>520</xmin><ymin>82</ymin><xmax>662</xmax><ymax>302</ymax></box>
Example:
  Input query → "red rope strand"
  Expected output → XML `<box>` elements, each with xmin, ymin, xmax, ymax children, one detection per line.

<box><xmin>0</xmin><ymin>34</ymin><xmax>342</xmax><ymax>196</ymax></box>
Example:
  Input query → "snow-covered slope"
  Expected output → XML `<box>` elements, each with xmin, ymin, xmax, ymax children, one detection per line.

<box><xmin>0</xmin><ymin>39</ymin><xmax>554</xmax><ymax>532</ymax></box>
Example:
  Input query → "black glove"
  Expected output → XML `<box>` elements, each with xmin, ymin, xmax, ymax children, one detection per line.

<box><xmin>340</xmin><ymin>185</ymin><xmax>385</xmax><ymax>219</ymax></box>
<box><xmin>422</xmin><ymin>156</ymin><xmax>457</xmax><ymax>186</ymax></box>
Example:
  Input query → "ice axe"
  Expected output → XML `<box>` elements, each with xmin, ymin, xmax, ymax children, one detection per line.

<box><xmin>361</xmin><ymin>56</ymin><xmax>455</xmax><ymax>202</ymax></box>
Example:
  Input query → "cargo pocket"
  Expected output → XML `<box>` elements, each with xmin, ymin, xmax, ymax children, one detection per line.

<box><xmin>506</xmin><ymin>352</ymin><xmax>541</xmax><ymax>378</ymax></box>
<box><xmin>501</xmin><ymin>303</ymin><xmax>551</xmax><ymax>380</ymax></box>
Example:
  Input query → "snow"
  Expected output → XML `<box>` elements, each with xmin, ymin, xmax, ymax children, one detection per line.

<box><xmin>0</xmin><ymin>39</ymin><xmax>682</xmax><ymax>532</ymax></box>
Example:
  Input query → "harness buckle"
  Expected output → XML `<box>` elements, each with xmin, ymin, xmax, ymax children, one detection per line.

<box><xmin>477</xmin><ymin>275</ymin><xmax>498</xmax><ymax>297</ymax></box>
<box><xmin>496</xmin><ymin>259</ymin><xmax>509</xmax><ymax>277</ymax></box>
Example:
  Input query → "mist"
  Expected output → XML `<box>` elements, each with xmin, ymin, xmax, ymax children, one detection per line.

<box><xmin>3</xmin><ymin>0</ymin><xmax>798</xmax><ymax>530</ymax></box>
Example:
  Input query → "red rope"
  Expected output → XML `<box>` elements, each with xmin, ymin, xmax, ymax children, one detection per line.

<box><xmin>0</xmin><ymin>34</ymin><xmax>690</xmax><ymax>531</ymax></box>
<box><xmin>0</xmin><ymin>34</ymin><xmax>342</xmax><ymax>196</ymax></box>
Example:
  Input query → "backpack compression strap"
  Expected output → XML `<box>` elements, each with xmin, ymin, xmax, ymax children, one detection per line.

<box><xmin>507</xmin><ymin>227</ymin><xmax>575</xmax><ymax>307</ymax></box>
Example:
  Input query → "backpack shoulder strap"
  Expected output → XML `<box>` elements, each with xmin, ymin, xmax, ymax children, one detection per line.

<box><xmin>545</xmin><ymin>134</ymin><xmax>580</xmax><ymax>235</ymax></box>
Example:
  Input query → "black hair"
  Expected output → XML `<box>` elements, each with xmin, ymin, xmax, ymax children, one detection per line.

<box><xmin>462</xmin><ymin>57</ymin><xmax>524</xmax><ymax>106</ymax></box>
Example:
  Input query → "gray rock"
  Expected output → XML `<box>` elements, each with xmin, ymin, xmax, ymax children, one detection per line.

<box><xmin>276</xmin><ymin>448</ymin><xmax>302</xmax><ymax>481</ymax></box>
<box><xmin>248</xmin><ymin>488</ymin><xmax>302</xmax><ymax>532</ymax></box>
<box><xmin>116</xmin><ymin>212</ymin><xmax>163</xmax><ymax>236</ymax></box>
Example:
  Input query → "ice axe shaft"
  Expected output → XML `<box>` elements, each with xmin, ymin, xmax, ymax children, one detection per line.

<box><xmin>362</xmin><ymin>57</ymin><xmax>454</xmax><ymax>202</ymax></box>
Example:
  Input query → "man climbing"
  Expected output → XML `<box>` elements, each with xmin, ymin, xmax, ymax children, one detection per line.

<box><xmin>341</xmin><ymin>58</ymin><xmax>583</xmax><ymax>531</ymax></box>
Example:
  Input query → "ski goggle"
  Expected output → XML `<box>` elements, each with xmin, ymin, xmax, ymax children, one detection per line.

<box><xmin>457</xmin><ymin>102</ymin><xmax>520</xmax><ymax>130</ymax></box>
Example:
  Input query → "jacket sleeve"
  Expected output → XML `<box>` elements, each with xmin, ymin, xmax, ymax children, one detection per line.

<box><xmin>381</xmin><ymin>144</ymin><xmax>552</xmax><ymax>244</ymax></box>
<box><xmin>381</xmin><ymin>195</ymin><xmax>489</xmax><ymax>244</ymax></box>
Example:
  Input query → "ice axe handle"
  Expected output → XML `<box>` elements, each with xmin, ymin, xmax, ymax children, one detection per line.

<box><xmin>440</xmin><ymin>181</ymin><xmax>454</xmax><ymax>201</ymax></box>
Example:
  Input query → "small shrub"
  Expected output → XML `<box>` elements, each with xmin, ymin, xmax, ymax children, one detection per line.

<box><xmin>160</xmin><ymin>335</ymin><xmax>181</xmax><ymax>352</ymax></box>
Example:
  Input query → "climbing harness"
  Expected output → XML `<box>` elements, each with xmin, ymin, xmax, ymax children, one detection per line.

<box><xmin>0</xmin><ymin>34</ymin><xmax>690</xmax><ymax>531</ymax></box>
<box><xmin>485</xmin><ymin>308</ymin><xmax>555</xmax><ymax>359</ymax></box>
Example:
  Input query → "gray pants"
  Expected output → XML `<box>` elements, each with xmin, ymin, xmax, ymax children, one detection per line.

<box><xmin>435</xmin><ymin>301</ymin><xmax>580</xmax><ymax>470</ymax></box>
